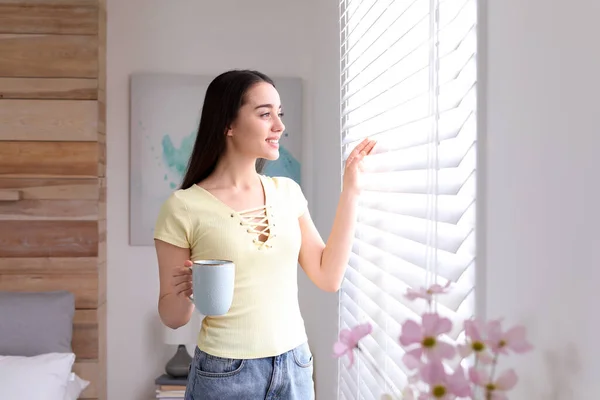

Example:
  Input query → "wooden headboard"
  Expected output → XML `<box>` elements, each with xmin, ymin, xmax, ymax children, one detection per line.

<box><xmin>0</xmin><ymin>1</ymin><xmax>107</xmax><ymax>399</ymax></box>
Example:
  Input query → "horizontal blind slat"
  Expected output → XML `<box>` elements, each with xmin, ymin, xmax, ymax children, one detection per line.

<box><xmin>342</xmin><ymin>86</ymin><xmax>475</xmax><ymax>146</ymax></box>
<box><xmin>354</xmin><ymin>223</ymin><xmax>474</xmax><ymax>280</ymax></box>
<box><xmin>357</xmin><ymin>207</ymin><xmax>473</xmax><ymax>251</ymax></box>
<box><xmin>348</xmin><ymin>251</ymin><xmax>475</xmax><ymax>313</ymax></box>
<box><xmin>358</xmin><ymin>192</ymin><xmax>474</xmax><ymax>223</ymax></box>
<box><xmin>342</xmin><ymin>0</ymin><xmax>428</xmax><ymax>80</ymax></box>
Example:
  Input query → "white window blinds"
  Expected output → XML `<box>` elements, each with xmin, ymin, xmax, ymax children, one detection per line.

<box><xmin>338</xmin><ymin>0</ymin><xmax>477</xmax><ymax>398</ymax></box>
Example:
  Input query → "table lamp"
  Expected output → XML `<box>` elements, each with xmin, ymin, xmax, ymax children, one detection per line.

<box><xmin>163</xmin><ymin>311</ymin><xmax>202</xmax><ymax>377</ymax></box>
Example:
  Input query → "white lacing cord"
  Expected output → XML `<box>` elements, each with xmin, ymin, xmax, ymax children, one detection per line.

<box><xmin>238</xmin><ymin>206</ymin><xmax>274</xmax><ymax>249</ymax></box>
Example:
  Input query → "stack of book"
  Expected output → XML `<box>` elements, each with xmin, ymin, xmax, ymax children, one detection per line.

<box><xmin>154</xmin><ymin>374</ymin><xmax>187</xmax><ymax>399</ymax></box>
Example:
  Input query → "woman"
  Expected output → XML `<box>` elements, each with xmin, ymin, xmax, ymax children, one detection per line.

<box><xmin>154</xmin><ymin>69</ymin><xmax>375</xmax><ymax>399</ymax></box>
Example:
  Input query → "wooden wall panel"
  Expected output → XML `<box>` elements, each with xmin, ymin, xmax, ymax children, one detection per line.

<box><xmin>0</xmin><ymin>220</ymin><xmax>98</xmax><ymax>257</ymax></box>
<box><xmin>98</xmin><ymin>177</ymin><xmax>106</xmax><ymax>218</ymax></box>
<box><xmin>0</xmin><ymin>99</ymin><xmax>97</xmax><ymax>140</ymax></box>
<box><xmin>0</xmin><ymin>34</ymin><xmax>97</xmax><ymax>78</ymax></box>
<box><xmin>0</xmin><ymin>189</ymin><xmax>20</xmax><ymax>201</ymax></box>
<box><xmin>0</xmin><ymin>257</ymin><xmax>99</xmax><ymax>308</ymax></box>
<box><xmin>73</xmin><ymin>309</ymin><xmax>98</xmax><ymax>359</ymax></box>
<box><xmin>73</xmin><ymin>360</ymin><xmax>99</xmax><ymax>398</ymax></box>
<box><xmin>0</xmin><ymin>199</ymin><xmax>98</xmax><ymax>220</ymax></box>
<box><xmin>0</xmin><ymin>141</ymin><xmax>98</xmax><ymax>177</ymax></box>
<box><xmin>0</xmin><ymin>1</ymin><xmax>107</xmax><ymax>397</ymax></box>
<box><xmin>0</xmin><ymin>77</ymin><xmax>97</xmax><ymax>99</ymax></box>
<box><xmin>0</xmin><ymin>178</ymin><xmax>99</xmax><ymax>199</ymax></box>
<box><xmin>97</xmin><ymin>134</ymin><xmax>106</xmax><ymax>176</ymax></box>
<box><xmin>0</xmin><ymin>2</ymin><xmax>98</xmax><ymax>35</ymax></box>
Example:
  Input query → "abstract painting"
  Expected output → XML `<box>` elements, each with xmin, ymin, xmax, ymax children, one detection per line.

<box><xmin>129</xmin><ymin>72</ymin><xmax>303</xmax><ymax>246</ymax></box>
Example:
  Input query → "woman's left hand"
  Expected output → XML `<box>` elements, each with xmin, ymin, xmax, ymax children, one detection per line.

<box><xmin>343</xmin><ymin>137</ymin><xmax>376</xmax><ymax>196</ymax></box>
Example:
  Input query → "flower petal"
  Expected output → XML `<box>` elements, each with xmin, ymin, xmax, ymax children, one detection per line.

<box><xmin>405</xmin><ymin>288</ymin><xmax>429</xmax><ymax>302</ymax></box>
<box><xmin>430</xmin><ymin>340</ymin><xmax>456</xmax><ymax>360</ymax></box>
<box><xmin>422</xmin><ymin>313</ymin><xmax>453</xmax><ymax>336</ymax></box>
<box><xmin>419</xmin><ymin>360</ymin><xmax>446</xmax><ymax>385</ymax></box>
<box><xmin>399</xmin><ymin>320</ymin><xmax>423</xmax><ymax>346</ymax></box>
<box><xmin>495</xmin><ymin>369</ymin><xmax>518</xmax><ymax>390</ymax></box>
<box><xmin>428</xmin><ymin>280</ymin><xmax>451</xmax><ymax>294</ymax></box>
<box><xmin>351</xmin><ymin>322</ymin><xmax>373</xmax><ymax>341</ymax></box>
<box><xmin>486</xmin><ymin>319</ymin><xmax>504</xmax><ymax>343</ymax></box>
<box><xmin>421</xmin><ymin>313</ymin><xmax>439</xmax><ymax>335</ymax></box>
<box><xmin>434</xmin><ymin>317</ymin><xmax>453</xmax><ymax>336</ymax></box>
<box><xmin>504</xmin><ymin>325</ymin><xmax>533</xmax><ymax>353</ymax></box>
<box><xmin>333</xmin><ymin>342</ymin><xmax>348</xmax><ymax>357</ymax></box>
<box><xmin>468</xmin><ymin>367</ymin><xmax>489</xmax><ymax>386</ymax></box>
<box><xmin>490</xmin><ymin>393</ymin><xmax>509</xmax><ymax>400</ymax></box>
<box><xmin>402</xmin><ymin>387</ymin><xmax>417</xmax><ymax>400</ymax></box>
<box><xmin>448</xmin><ymin>366</ymin><xmax>472</xmax><ymax>397</ymax></box>
<box><xmin>346</xmin><ymin>348</ymin><xmax>355</xmax><ymax>367</ymax></box>
<box><xmin>464</xmin><ymin>319</ymin><xmax>483</xmax><ymax>341</ymax></box>
<box><xmin>403</xmin><ymin>347</ymin><xmax>424</xmax><ymax>370</ymax></box>
<box><xmin>338</xmin><ymin>329</ymin><xmax>353</xmax><ymax>345</ymax></box>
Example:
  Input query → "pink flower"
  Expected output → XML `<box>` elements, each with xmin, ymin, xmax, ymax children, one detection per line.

<box><xmin>486</xmin><ymin>320</ymin><xmax>533</xmax><ymax>355</ymax></box>
<box><xmin>469</xmin><ymin>367</ymin><xmax>518</xmax><ymax>400</ymax></box>
<box><xmin>399</xmin><ymin>313</ymin><xmax>456</xmax><ymax>369</ymax></box>
<box><xmin>333</xmin><ymin>322</ymin><xmax>372</xmax><ymax>367</ymax></box>
<box><xmin>457</xmin><ymin>319</ymin><xmax>493</xmax><ymax>364</ymax></box>
<box><xmin>405</xmin><ymin>281</ymin><xmax>452</xmax><ymax>304</ymax></box>
<box><xmin>418</xmin><ymin>361</ymin><xmax>472</xmax><ymax>399</ymax></box>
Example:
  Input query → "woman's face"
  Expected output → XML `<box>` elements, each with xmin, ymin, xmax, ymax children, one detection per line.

<box><xmin>226</xmin><ymin>82</ymin><xmax>285</xmax><ymax>161</ymax></box>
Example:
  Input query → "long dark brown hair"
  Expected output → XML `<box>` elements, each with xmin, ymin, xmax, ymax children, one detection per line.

<box><xmin>179</xmin><ymin>70</ymin><xmax>275</xmax><ymax>190</ymax></box>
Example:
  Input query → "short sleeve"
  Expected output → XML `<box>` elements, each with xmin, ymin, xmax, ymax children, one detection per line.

<box><xmin>287</xmin><ymin>178</ymin><xmax>308</xmax><ymax>217</ymax></box>
<box><xmin>153</xmin><ymin>192</ymin><xmax>191</xmax><ymax>248</ymax></box>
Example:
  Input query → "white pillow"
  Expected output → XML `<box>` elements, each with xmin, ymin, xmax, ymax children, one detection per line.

<box><xmin>65</xmin><ymin>372</ymin><xmax>90</xmax><ymax>400</ymax></box>
<box><xmin>0</xmin><ymin>352</ymin><xmax>75</xmax><ymax>400</ymax></box>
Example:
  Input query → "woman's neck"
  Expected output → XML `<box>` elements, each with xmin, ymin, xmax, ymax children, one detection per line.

<box><xmin>206</xmin><ymin>155</ymin><xmax>260</xmax><ymax>189</ymax></box>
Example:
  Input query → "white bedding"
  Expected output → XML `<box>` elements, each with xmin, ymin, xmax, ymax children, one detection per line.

<box><xmin>0</xmin><ymin>351</ymin><xmax>89</xmax><ymax>400</ymax></box>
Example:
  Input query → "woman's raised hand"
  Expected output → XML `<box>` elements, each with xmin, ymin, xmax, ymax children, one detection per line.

<box><xmin>343</xmin><ymin>138</ymin><xmax>376</xmax><ymax>195</ymax></box>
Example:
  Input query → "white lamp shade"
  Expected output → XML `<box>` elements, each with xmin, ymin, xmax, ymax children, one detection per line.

<box><xmin>162</xmin><ymin>311</ymin><xmax>203</xmax><ymax>346</ymax></box>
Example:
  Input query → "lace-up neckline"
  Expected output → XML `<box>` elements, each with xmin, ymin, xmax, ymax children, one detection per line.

<box><xmin>237</xmin><ymin>204</ymin><xmax>273</xmax><ymax>249</ymax></box>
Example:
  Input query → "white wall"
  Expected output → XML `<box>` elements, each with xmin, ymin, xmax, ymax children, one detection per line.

<box><xmin>300</xmin><ymin>0</ymin><xmax>342</xmax><ymax>398</ymax></box>
<box><xmin>106</xmin><ymin>1</ymin><xmax>331</xmax><ymax>399</ymax></box>
<box><xmin>481</xmin><ymin>0</ymin><xmax>600</xmax><ymax>398</ymax></box>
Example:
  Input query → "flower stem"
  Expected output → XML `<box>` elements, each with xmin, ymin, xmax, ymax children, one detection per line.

<box><xmin>489</xmin><ymin>352</ymin><xmax>499</xmax><ymax>382</ymax></box>
<box><xmin>485</xmin><ymin>352</ymin><xmax>500</xmax><ymax>400</ymax></box>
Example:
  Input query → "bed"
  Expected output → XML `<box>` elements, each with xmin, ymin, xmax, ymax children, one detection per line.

<box><xmin>0</xmin><ymin>290</ymin><xmax>96</xmax><ymax>399</ymax></box>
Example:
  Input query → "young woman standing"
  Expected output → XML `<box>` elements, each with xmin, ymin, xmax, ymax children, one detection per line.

<box><xmin>154</xmin><ymin>69</ymin><xmax>375</xmax><ymax>399</ymax></box>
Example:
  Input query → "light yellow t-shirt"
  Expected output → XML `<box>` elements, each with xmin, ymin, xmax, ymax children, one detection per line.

<box><xmin>153</xmin><ymin>175</ymin><xmax>309</xmax><ymax>359</ymax></box>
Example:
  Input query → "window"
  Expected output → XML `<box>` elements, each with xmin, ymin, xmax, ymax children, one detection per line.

<box><xmin>338</xmin><ymin>0</ymin><xmax>477</xmax><ymax>398</ymax></box>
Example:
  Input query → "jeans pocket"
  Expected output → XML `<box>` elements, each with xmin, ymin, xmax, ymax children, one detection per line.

<box><xmin>292</xmin><ymin>342</ymin><xmax>313</xmax><ymax>368</ymax></box>
<box><xmin>195</xmin><ymin>350</ymin><xmax>246</xmax><ymax>378</ymax></box>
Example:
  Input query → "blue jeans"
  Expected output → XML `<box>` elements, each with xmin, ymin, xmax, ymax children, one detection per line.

<box><xmin>185</xmin><ymin>342</ymin><xmax>315</xmax><ymax>399</ymax></box>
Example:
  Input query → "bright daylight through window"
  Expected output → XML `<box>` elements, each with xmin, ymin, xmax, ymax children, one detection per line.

<box><xmin>338</xmin><ymin>0</ymin><xmax>477</xmax><ymax>397</ymax></box>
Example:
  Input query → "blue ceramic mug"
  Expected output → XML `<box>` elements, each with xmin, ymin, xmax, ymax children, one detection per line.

<box><xmin>189</xmin><ymin>260</ymin><xmax>235</xmax><ymax>316</ymax></box>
